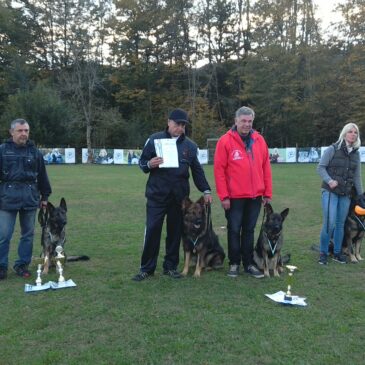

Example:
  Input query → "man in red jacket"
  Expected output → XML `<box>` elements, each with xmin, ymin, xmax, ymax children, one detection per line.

<box><xmin>214</xmin><ymin>106</ymin><xmax>272</xmax><ymax>278</ymax></box>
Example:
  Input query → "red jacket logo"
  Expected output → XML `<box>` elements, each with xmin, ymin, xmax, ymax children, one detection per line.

<box><xmin>232</xmin><ymin>149</ymin><xmax>243</xmax><ymax>160</ymax></box>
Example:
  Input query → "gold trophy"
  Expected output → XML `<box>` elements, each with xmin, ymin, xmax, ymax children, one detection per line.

<box><xmin>284</xmin><ymin>265</ymin><xmax>297</xmax><ymax>301</ymax></box>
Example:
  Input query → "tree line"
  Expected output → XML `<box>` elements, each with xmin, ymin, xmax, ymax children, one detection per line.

<box><xmin>0</xmin><ymin>0</ymin><xmax>364</xmax><ymax>152</ymax></box>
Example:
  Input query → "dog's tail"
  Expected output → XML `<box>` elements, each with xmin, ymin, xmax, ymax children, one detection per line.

<box><xmin>67</xmin><ymin>255</ymin><xmax>90</xmax><ymax>262</ymax></box>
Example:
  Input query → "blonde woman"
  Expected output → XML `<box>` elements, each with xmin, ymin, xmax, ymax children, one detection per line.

<box><xmin>317</xmin><ymin>123</ymin><xmax>363</xmax><ymax>265</ymax></box>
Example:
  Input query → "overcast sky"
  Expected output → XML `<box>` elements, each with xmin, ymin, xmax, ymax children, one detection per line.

<box><xmin>314</xmin><ymin>0</ymin><xmax>345</xmax><ymax>30</ymax></box>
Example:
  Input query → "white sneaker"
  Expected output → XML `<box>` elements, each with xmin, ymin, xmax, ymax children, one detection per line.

<box><xmin>227</xmin><ymin>264</ymin><xmax>239</xmax><ymax>277</ymax></box>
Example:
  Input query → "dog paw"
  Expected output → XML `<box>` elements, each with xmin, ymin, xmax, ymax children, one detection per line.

<box><xmin>356</xmin><ymin>256</ymin><xmax>363</xmax><ymax>261</ymax></box>
<box><xmin>193</xmin><ymin>272</ymin><xmax>201</xmax><ymax>278</ymax></box>
<box><xmin>350</xmin><ymin>255</ymin><xmax>358</xmax><ymax>263</ymax></box>
<box><xmin>273</xmin><ymin>271</ymin><xmax>280</xmax><ymax>277</ymax></box>
<box><xmin>181</xmin><ymin>270</ymin><xmax>188</xmax><ymax>276</ymax></box>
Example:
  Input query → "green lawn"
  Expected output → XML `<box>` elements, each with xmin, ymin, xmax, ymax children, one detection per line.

<box><xmin>0</xmin><ymin>164</ymin><xmax>364</xmax><ymax>365</ymax></box>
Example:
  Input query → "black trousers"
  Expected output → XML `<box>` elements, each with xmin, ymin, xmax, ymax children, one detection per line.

<box><xmin>225</xmin><ymin>198</ymin><xmax>262</xmax><ymax>269</ymax></box>
<box><xmin>140</xmin><ymin>197</ymin><xmax>182</xmax><ymax>273</ymax></box>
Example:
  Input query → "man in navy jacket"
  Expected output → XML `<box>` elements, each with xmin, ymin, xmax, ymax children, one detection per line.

<box><xmin>0</xmin><ymin>119</ymin><xmax>52</xmax><ymax>280</ymax></box>
<box><xmin>133</xmin><ymin>108</ymin><xmax>212</xmax><ymax>281</ymax></box>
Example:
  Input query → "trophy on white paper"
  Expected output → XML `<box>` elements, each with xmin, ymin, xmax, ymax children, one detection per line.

<box><xmin>55</xmin><ymin>245</ymin><xmax>66</xmax><ymax>283</ymax></box>
<box><xmin>57</xmin><ymin>261</ymin><xmax>65</xmax><ymax>283</ymax></box>
<box><xmin>284</xmin><ymin>265</ymin><xmax>297</xmax><ymax>301</ymax></box>
<box><xmin>55</xmin><ymin>245</ymin><xmax>65</xmax><ymax>261</ymax></box>
<box><xmin>35</xmin><ymin>264</ymin><xmax>42</xmax><ymax>286</ymax></box>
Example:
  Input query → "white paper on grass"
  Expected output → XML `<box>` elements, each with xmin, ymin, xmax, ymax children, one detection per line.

<box><xmin>154</xmin><ymin>139</ymin><xmax>179</xmax><ymax>168</ymax></box>
<box><xmin>24</xmin><ymin>279</ymin><xmax>77</xmax><ymax>293</ymax></box>
<box><xmin>265</xmin><ymin>291</ymin><xmax>307</xmax><ymax>306</ymax></box>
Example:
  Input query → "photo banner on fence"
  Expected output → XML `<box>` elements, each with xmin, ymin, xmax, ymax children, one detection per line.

<box><xmin>269</xmin><ymin>148</ymin><xmax>297</xmax><ymax>163</ymax></box>
<box><xmin>93</xmin><ymin>148</ymin><xmax>114</xmax><ymax>164</ymax></box>
<box><xmin>360</xmin><ymin>147</ymin><xmax>365</xmax><ymax>162</ymax></box>
<box><xmin>124</xmin><ymin>149</ymin><xmax>141</xmax><ymax>165</ymax></box>
<box><xmin>286</xmin><ymin>148</ymin><xmax>297</xmax><ymax>163</ymax></box>
<box><xmin>49</xmin><ymin>146</ymin><xmax>365</xmax><ymax>164</ymax></box>
<box><xmin>269</xmin><ymin>148</ymin><xmax>285</xmax><ymax>163</ymax></box>
<box><xmin>113</xmin><ymin>149</ymin><xmax>124</xmax><ymax>164</ymax></box>
<box><xmin>198</xmin><ymin>149</ymin><xmax>208</xmax><ymax>164</ymax></box>
<box><xmin>41</xmin><ymin>148</ymin><xmax>66</xmax><ymax>164</ymax></box>
<box><xmin>297</xmin><ymin>147</ymin><xmax>321</xmax><ymax>163</ymax></box>
<box><xmin>65</xmin><ymin>148</ymin><xmax>75</xmax><ymax>163</ymax></box>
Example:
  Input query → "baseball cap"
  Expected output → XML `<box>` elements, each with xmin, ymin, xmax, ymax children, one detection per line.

<box><xmin>168</xmin><ymin>108</ymin><xmax>189</xmax><ymax>124</ymax></box>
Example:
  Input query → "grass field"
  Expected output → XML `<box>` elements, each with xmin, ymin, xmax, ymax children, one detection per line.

<box><xmin>0</xmin><ymin>164</ymin><xmax>364</xmax><ymax>365</ymax></box>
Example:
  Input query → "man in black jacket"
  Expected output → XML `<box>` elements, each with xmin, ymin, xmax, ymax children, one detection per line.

<box><xmin>133</xmin><ymin>108</ymin><xmax>212</xmax><ymax>281</ymax></box>
<box><xmin>0</xmin><ymin>119</ymin><xmax>52</xmax><ymax>280</ymax></box>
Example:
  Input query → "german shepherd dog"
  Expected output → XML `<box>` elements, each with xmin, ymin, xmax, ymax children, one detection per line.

<box><xmin>253</xmin><ymin>203</ymin><xmax>289</xmax><ymax>277</ymax></box>
<box><xmin>181</xmin><ymin>196</ymin><xmax>225</xmax><ymax>277</ymax></box>
<box><xmin>38</xmin><ymin>198</ymin><xmax>68</xmax><ymax>274</ymax></box>
<box><xmin>329</xmin><ymin>192</ymin><xmax>365</xmax><ymax>263</ymax></box>
<box><xmin>38</xmin><ymin>198</ymin><xmax>89</xmax><ymax>274</ymax></box>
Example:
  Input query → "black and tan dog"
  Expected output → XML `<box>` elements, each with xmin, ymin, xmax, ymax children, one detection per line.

<box><xmin>38</xmin><ymin>198</ymin><xmax>68</xmax><ymax>274</ymax></box>
<box><xmin>253</xmin><ymin>203</ymin><xmax>289</xmax><ymax>277</ymax></box>
<box><xmin>181</xmin><ymin>196</ymin><xmax>225</xmax><ymax>277</ymax></box>
<box><xmin>331</xmin><ymin>192</ymin><xmax>365</xmax><ymax>263</ymax></box>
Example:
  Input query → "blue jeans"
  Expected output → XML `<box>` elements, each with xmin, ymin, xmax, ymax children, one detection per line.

<box><xmin>319</xmin><ymin>190</ymin><xmax>350</xmax><ymax>256</ymax></box>
<box><xmin>0</xmin><ymin>209</ymin><xmax>37</xmax><ymax>269</ymax></box>
<box><xmin>225</xmin><ymin>198</ymin><xmax>262</xmax><ymax>269</ymax></box>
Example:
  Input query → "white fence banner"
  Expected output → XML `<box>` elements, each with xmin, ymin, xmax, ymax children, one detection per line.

<box><xmin>286</xmin><ymin>148</ymin><xmax>297</xmax><ymax>163</ymax></box>
<box><xmin>198</xmin><ymin>149</ymin><xmax>208</xmax><ymax>164</ymax></box>
<box><xmin>65</xmin><ymin>148</ymin><xmax>75</xmax><ymax>164</ymax></box>
<box><xmin>360</xmin><ymin>147</ymin><xmax>365</xmax><ymax>162</ymax></box>
<box><xmin>114</xmin><ymin>149</ymin><xmax>124</xmax><ymax>164</ymax></box>
<box><xmin>82</xmin><ymin>148</ymin><xmax>88</xmax><ymax>163</ymax></box>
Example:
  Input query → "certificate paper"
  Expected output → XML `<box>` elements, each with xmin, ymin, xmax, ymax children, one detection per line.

<box><xmin>24</xmin><ymin>279</ymin><xmax>77</xmax><ymax>293</ymax></box>
<box><xmin>265</xmin><ymin>291</ymin><xmax>307</xmax><ymax>306</ymax></box>
<box><xmin>154</xmin><ymin>139</ymin><xmax>179</xmax><ymax>168</ymax></box>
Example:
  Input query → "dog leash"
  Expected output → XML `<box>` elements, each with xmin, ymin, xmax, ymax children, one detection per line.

<box><xmin>257</xmin><ymin>205</ymin><xmax>267</xmax><ymax>238</ymax></box>
<box><xmin>352</xmin><ymin>214</ymin><xmax>365</xmax><ymax>231</ymax></box>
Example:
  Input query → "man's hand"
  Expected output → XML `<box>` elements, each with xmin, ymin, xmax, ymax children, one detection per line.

<box><xmin>148</xmin><ymin>157</ymin><xmax>163</xmax><ymax>169</ymax></box>
<box><xmin>221</xmin><ymin>198</ymin><xmax>230</xmax><ymax>210</ymax></box>
<box><xmin>40</xmin><ymin>201</ymin><xmax>48</xmax><ymax>209</ymax></box>
<box><xmin>262</xmin><ymin>197</ymin><xmax>271</xmax><ymax>206</ymax></box>
<box><xmin>204</xmin><ymin>194</ymin><xmax>213</xmax><ymax>204</ymax></box>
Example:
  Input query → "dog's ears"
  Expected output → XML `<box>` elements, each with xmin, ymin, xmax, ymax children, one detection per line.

<box><xmin>47</xmin><ymin>201</ymin><xmax>55</xmax><ymax>213</ymax></box>
<box><xmin>280</xmin><ymin>208</ymin><xmax>289</xmax><ymax>221</ymax></box>
<box><xmin>181</xmin><ymin>196</ymin><xmax>192</xmax><ymax>211</ymax></box>
<box><xmin>265</xmin><ymin>203</ymin><xmax>273</xmax><ymax>216</ymax></box>
<box><xmin>197</xmin><ymin>196</ymin><xmax>205</xmax><ymax>206</ymax></box>
<box><xmin>60</xmin><ymin>197</ymin><xmax>67</xmax><ymax>212</ymax></box>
